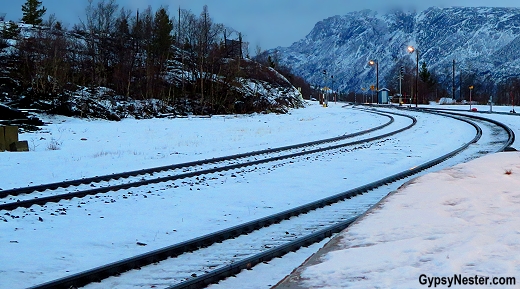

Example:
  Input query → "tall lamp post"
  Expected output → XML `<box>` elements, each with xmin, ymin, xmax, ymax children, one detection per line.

<box><xmin>369</xmin><ymin>60</ymin><xmax>378</xmax><ymax>104</ymax></box>
<box><xmin>369</xmin><ymin>60</ymin><xmax>379</xmax><ymax>92</ymax></box>
<box><xmin>469</xmin><ymin>85</ymin><xmax>474</xmax><ymax>111</ymax></box>
<box><xmin>407</xmin><ymin>46</ymin><xmax>419</xmax><ymax>107</ymax></box>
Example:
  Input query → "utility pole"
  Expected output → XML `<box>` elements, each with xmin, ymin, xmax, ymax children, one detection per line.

<box><xmin>331</xmin><ymin>75</ymin><xmax>335</xmax><ymax>103</ymax></box>
<box><xmin>452</xmin><ymin>59</ymin><xmax>456</xmax><ymax>100</ymax></box>
<box><xmin>399</xmin><ymin>66</ymin><xmax>404</xmax><ymax>105</ymax></box>
<box><xmin>459</xmin><ymin>72</ymin><xmax>462</xmax><ymax>101</ymax></box>
<box><xmin>415</xmin><ymin>52</ymin><xmax>418</xmax><ymax>107</ymax></box>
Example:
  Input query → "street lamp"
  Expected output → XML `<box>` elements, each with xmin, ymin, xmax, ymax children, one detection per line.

<box><xmin>407</xmin><ymin>46</ymin><xmax>419</xmax><ymax>107</ymax></box>
<box><xmin>469</xmin><ymin>85</ymin><xmax>474</xmax><ymax>111</ymax></box>
<box><xmin>369</xmin><ymin>60</ymin><xmax>379</xmax><ymax>92</ymax></box>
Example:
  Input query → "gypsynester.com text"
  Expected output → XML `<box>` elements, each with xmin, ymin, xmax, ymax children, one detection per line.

<box><xmin>419</xmin><ymin>274</ymin><xmax>516</xmax><ymax>287</ymax></box>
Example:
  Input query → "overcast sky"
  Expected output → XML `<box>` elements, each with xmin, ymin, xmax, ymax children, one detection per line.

<box><xmin>2</xmin><ymin>0</ymin><xmax>520</xmax><ymax>51</ymax></box>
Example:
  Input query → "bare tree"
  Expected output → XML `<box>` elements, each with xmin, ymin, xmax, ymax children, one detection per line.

<box><xmin>14</xmin><ymin>14</ymin><xmax>71</xmax><ymax>104</ymax></box>
<box><xmin>82</xmin><ymin>0</ymin><xmax>119</xmax><ymax>88</ymax></box>
<box><xmin>112</xmin><ymin>7</ymin><xmax>133</xmax><ymax>98</ymax></box>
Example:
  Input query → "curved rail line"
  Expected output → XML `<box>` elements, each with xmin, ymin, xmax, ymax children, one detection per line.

<box><xmin>420</xmin><ymin>106</ymin><xmax>520</xmax><ymax>117</ymax></box>
<box><xmin>28</xmin><ymin>110</ymin><xmax>514</xmax><ymax>289</ymax></box>
<box><xmin>165</xmin><ymin>109</ymin><xmax>496</xmax><ymax>289</ymax></box>
<box><xmin>0</xmin><ymin>110</ymin><xmax>416</xmax><ymax>211</ymax></box>
<box><xmin>423</xmin><ymin>109</ymin><xmax>515</xmax><ymax>152</ymax></box>
<box><xmin>0</xmin><ymin>110</ymin><xmax>395</xmax><ymax>198</ymax></box>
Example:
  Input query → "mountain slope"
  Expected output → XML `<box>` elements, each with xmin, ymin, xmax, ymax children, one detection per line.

<box><xmin>268</xmin><ymin>7</ymin><xmax>520</xmax><ymax>93</ymax></box>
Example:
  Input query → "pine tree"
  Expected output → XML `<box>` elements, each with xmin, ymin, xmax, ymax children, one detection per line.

<box><xmin>419</xmin><ymin>62</ymin><xmax>434</xmax><ymax>86</ymax></box>
<box><xmin>54</xmin><ymin>21</ymin><xmax>62</xmax><ymax>31</ymax></box>
<box><xmin>21</xmin><ymin>0</ymin><xmax>47</xmax><ymax>25</ymax></box>
<box><xmin>152</xmin><ymin>7</ymin><xmax>173</xmax><ymax>61</ymax></box>
<box><xmin>2</xmin><ymin>21</ymin><xmax>21</xmax><ymax>39</ymax></box>
<box><xmin>0</xmin><ymin>30</ymin><xmax>7</xmax><ymax>50</ymax></box>
<box><xmin>267</xmin><ymin>56</ymin><xmax>276</xmax><ymax>68</ymax></box>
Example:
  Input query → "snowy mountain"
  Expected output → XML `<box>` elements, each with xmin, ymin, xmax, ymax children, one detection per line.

<box><xmin>267</xmin><ymin>7</ymin><xmax>520</xmax><ymax>93</ymax></box>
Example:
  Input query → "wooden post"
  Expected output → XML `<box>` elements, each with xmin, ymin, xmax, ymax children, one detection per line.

<box><xmin>4</xmin><ymin>125</ymin><xmax>18</xmax><ymax>151</ymax></box>
<box><xmin>0</xmin><ymin>126</ymin><xmax>5</xmax><ymax>152</ymax></box>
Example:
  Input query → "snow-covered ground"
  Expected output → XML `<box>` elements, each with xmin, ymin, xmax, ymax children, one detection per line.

<box><xmin>272</xmin><ymin>103</ymin><xmax>520</xmax><ymax>289</ymax></box>
<box><xmin>1</xmin><ymin>101</ymin><xmax>519</xmax><ymax>288</ymax></box>
<box><xmin>275</xmin><ymin>151</ymin><xmax>520</xmax><ymax>289</ymax></box>
<box><xmin>0</xmin><ymin>102</ymin><xmax>385</xmax><ymax>189</ymax></box>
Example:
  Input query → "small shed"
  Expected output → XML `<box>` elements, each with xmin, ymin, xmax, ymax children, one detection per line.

<box><xmin>378</xmin><ymin>88</ymin><xmax>390</xmax><ymax>104</ymax></box>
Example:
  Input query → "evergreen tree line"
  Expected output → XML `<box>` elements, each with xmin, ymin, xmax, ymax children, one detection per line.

<box><xmin>0</xmin><ymin>0</ymin><xmax>309</xmax><ymax>115</ymax></box>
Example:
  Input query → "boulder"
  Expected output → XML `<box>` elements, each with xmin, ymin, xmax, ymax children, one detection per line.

<box><xmin>9</xmin><ymin>141</ymin><xmax>29</xmax><ymax>152</ymax></box>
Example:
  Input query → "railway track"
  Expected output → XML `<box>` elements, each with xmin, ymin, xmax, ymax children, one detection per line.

<box><xmin>27</xmin><ymin>109</ymin><xmax>514</xmax><ymax>289</ymax></box>
<box><xmin>425</xmin><ymin>109</ymin><xmax>515</xmax><ymax>150</ymax></box>
<box><xmin>0</xmin><ymin>109</ymin><xmax>415</xmax><ymax>211</ymax></box>
<box><xmin>420</xmin><ymin>106</ymin><xmax>520</xmax><ymax>117</ymax></box>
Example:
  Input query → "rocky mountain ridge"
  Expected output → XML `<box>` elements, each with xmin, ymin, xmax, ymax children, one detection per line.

<box><xmin>268</xmin><ymin>7</ymin><xmax>520</xmax><ymax>96</ymax></box>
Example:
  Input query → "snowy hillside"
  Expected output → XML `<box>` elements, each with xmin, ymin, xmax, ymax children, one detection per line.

<box><xmin>0</xmin><ymin>21</ymin><xmax>304</xmax><ymax>119</ymax></box>
<box><xmin>268</xmin><ymin>7</ymin><xmax>520</xmax><ymax>93</ymax></box>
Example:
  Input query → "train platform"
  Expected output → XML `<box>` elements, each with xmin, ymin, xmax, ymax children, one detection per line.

<box><xmin>273</xmin><ymin>151</ymin><xmax>520</xmax><ymax>288</ymax></box>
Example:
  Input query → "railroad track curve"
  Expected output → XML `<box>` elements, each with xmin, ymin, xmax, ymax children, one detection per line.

<box><xmin>0</xmin><ymin>109</ymin><xmax>416</xmax><ymax>211</ymax></box>
<box><xmin>26</xmin><ymin>109</ymin><xmax>514</xmax><ymax>289</ymax></box>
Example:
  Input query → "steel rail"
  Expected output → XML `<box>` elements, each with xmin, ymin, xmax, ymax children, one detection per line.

<box><xmin>419</xmin><ymin>106</ymin><xmax>520</xmax><ymax>117</ymax></box>
<box><xmin>29</xmin><ymin>110</ymin><xmax>504</xmax><ymax>289</ymax></box>
<box><xmin>0</xmin><ymin>111</ymin><xmax>395</xmax><ymax>198</ymax></box>
<box><xmin>167</xmin><ymin>109</ymin><xmax>515</xmax><ymax>289</ymax></box>
<box><xmin>1</xmin><ymin>112</ymin><xmax>416</xmax><ymax>211</ymax></box>
<box><xmin>417</xmin><ymin>108</ymin><xmax>515</xmax><ymax>152</ymax></box>
<box><xmin>166</xmin><ymin>111</ymin><xmax>488</xmax><ymax>289</ymax></box>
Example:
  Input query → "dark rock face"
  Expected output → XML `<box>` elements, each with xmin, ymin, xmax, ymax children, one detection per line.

<box><xmin>0</xmin><ymin>104</ymin><xmax>43</xmax><ymax>126</ymax></box>
<box><xmin>268</xmin><ymin>7</ymin><xmax>520</xmax><ymax>92</ymax></box>
<box><xmin>0</xmin><ymin>104</ymin><xmax>27</xmax><ymax>120</ymax></box>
